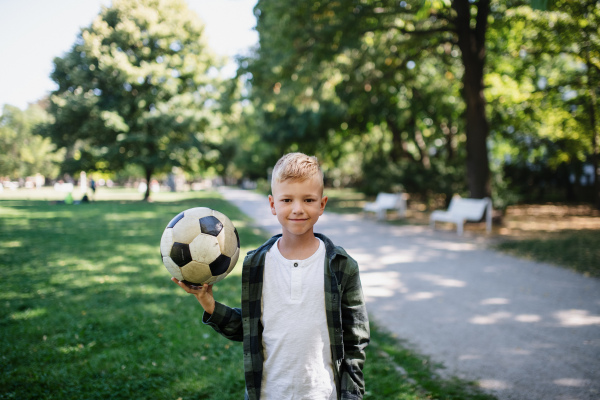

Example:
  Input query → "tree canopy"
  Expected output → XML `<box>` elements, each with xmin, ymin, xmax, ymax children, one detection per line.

<box><xmin>5</xmin><ymin>0</ymin><xmax>597</xmax><ymax>208</ymax></box>
<box><xmin>245</xmin><ymin>0</ymin><xmax>507</xmax><ymax>198</ymax></box>
<box><xmin>0</xmin><ymin>103</ymin><xmax>62</xmax><ymax>180</ymax></box>
<box><xmin>43</xmin><ymin>0</ymin><xmax>223</xmax><ymax>199</ymax></box>
<box><xmin>237</xmin><ymin>0</ymin><xmax>598</xmax><ymax>205</ymax></box>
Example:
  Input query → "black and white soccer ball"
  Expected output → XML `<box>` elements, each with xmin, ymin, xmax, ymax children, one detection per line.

<box><xmin>160</xmin><ymin>207</ymin><xmax>240</xmax><ymax>285</ymax></box>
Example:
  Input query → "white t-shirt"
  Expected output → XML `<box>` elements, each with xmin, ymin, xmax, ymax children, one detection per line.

<box><xmin>260</xmin><ymin>238</ymin><xmax>336</xmax><ymax>400</ymax></box>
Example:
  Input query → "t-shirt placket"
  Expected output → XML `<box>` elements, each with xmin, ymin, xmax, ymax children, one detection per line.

<box><xmin>290</xmin><ymin>261</ymin><xmax>302</xmax><ymax>302</ymax></box>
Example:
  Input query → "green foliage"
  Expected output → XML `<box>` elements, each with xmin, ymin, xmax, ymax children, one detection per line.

<box><xmin>43</xmin><ymin>0</ymin><xmax>224</xmax><ymax>199</ymax></box>
<box><xmin>495</xmin><ymin>230</ymin><xmax>600</xmax><ymax>278</ymax></box>
<box><xmin>486</xmin><ymin>1</ymin><xmax>600</xmax><ymax>204</ymax></box>
<box><xmin>243</xmin><ymin>0</ymin><xmax>498</xmax><ymax>198</ymax></box>
<box><xmin>233</xmin><ymin>0</ymin><xmax>597</xmax><ymax>207</ymax></box>
<box><xmin>0</xmin><ymin>103</ymin><xmax>63</xmax><ymax>179</ymax></box>
<box><xmin>456</xmin><ymin>0</ymin><xmax>595</xmax><ymax>203</ymax></box>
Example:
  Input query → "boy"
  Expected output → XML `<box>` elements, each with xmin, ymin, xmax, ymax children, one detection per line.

<box><xmin>172</xmin><ymin>152</ymin><xmax>370</xmax><ymax>400</ymax></box>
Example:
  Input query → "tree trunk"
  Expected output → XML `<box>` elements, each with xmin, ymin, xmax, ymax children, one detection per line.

<box><xmin>453</xmin><ymin>0</ymin><xmax>491</xmax><ymax>199</ymax></box>
<box><xmin>144</xmin><ymin>166</ymin><xmax>153</xmax><ymax>201</ymax></box>
<box><xmin>388</xmin><ymin>117</ymin><xmax>408</xmax><ymax>163</ymax></box>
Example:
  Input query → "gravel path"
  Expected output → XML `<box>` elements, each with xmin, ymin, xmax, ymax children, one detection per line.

<box><xmin>219</xmin><ymin>187</ymin><xmax>600</xmax><ymax>400</ymax></box>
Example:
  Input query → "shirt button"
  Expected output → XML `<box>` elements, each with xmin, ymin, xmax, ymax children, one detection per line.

<box><xmin>294</xmin><ymin>263</ymin><xmax>298</xmax><ymax>267</ymax></box>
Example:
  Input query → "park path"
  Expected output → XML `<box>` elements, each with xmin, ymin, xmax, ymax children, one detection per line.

<box><xmin>218</xmin><ymin>187</ymin><xmax>600</xmax><ymax>400</ymax></box>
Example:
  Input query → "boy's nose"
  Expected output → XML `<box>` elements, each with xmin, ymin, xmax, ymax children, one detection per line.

<box><xmin>291</xmin><ymin>201</ymin><xmax>304</xmax><ymax>213</ymax></box>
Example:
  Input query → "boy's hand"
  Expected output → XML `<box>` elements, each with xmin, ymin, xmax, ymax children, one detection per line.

<box><xmin>171</xmin><ymin>277</ymin><xmax>215</xmax><ymax>315</ymax></box>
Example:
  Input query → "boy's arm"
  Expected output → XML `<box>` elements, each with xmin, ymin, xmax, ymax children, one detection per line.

<box><xmin>340</xmin><ymin>270</ymin><xmax>370</xmax><ymax>399</ymax></box>
<box><xmin>171</xmin><ymin>278</ymin><xmax>244</xmax><ymax>342</ymax></box>
<box><xmin>201</xmin><ymin>301</ymin><xmax>244</xmax><ymax>341</ymax></box>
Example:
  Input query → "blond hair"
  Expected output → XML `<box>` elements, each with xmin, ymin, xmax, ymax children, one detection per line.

<box><xmin>271</xmin><ymin>152</ymin><xmax>324</xmax><ymax>190</ymax></box>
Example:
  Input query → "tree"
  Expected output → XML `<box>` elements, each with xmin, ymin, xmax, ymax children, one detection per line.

<box><xmin>246</xmin><ymin>0</ymin><xmax>517</xmax><ymax>198</ymax></box>
<box><xmin>44</xmin><ymin>0</ymin><xmax>222</xmax><ymax>200</ymax></box>
<box><xmin>486</xmin><ymin>1</ymin><xmax>599</xmax><ymax>205</ymax></box>
<box><xmin>530</xmin><ymin>0</ymin><xmax>600</xmax><ymax>206</ymax></box>
<box><xmin>0</xmin><ymin>103</ymin><xmax>63</xmax><ymax>180</ymax></box>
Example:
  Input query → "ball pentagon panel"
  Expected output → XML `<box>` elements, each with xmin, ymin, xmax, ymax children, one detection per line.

<box><xmin>170</xmin><ymin>242</ymin><xmax>192</xmax><ymax>267</ymax></box>
<box><xmin>209</xmin><ymin>254</ymin><xmax>231</xmax><ymax>276</ymax></box>
<box><xmin>167</xmin><ymin>211</ymin><xmax>185</xmax><ymax>228</ymax></box>
<box><xmin>213</xmin><ymin>209</ymin><xmax>236</xmax><ymax>232</ymax></box>
<box><xmin>199</xmin><ymin>216</ymin><xmax>223</xmax><ymax>237</ymax></box>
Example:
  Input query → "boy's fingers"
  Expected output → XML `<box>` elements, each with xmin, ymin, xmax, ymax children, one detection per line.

<box><xmin>170</xmin><ymin>277</ymin><xmax>211</xmax><ymax>294</ymax></box>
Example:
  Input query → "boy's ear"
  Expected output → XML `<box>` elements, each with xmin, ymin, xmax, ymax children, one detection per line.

<box><xmin>268</xmin><ymin>195</ymin><xmax>277</xmax><ymax>215</ymax></box>
<box><xmin>320</xmin><ymin>195</ymin><xmax>328</xmax><ymax>215</ymax></box>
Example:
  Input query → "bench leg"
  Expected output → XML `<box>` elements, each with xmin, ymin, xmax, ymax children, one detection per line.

<box><xmin>457</xmin><ymin>221</ymin><xmax>464</xmax><ymax>236</ymax></box>
<box><xmin>398</xmin><ymin>197</ymin><xmax>407</xmax><ymax>218</ymax></box>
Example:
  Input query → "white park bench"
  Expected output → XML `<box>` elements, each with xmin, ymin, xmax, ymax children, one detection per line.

<box><xmin>430</xmin><ymin>195</ymin><xmax>493</xmax><ymax>235</ymax></box>
<box><xmin>363</xmin><ymin>192</ymin><xmax>407</xmax><ymax>220</ymax></box>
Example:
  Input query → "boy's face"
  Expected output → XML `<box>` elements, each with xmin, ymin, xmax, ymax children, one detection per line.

<box><xmin>268</xmin><ymin>176</ymin><xmax>328</xmax><ymax>239</ymax></box>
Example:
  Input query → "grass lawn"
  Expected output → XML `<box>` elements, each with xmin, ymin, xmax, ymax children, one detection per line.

<box><xmin>0</xmin><ymin>188</ymin><xmax>494</xmax><ymax>399</ymax></box>
<box><xmin>492</xmin><ymin>204</ymin><xmax>600</xmax><ymax>278</ymax></box>
<box><xmin>495</xmin><ymin>230</ymin><xmax>600</xmax><ymax>278</ymax></box>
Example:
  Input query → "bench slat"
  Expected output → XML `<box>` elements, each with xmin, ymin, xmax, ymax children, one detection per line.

<box><xmin>430</xmin><ymin>196</ymin><xmax>492</xmax><ymax>235</ymax></box>
<box><xmin>364</xmin><ymin>192</ymin><xmax>407</xmax><ymax>220</ymax></box>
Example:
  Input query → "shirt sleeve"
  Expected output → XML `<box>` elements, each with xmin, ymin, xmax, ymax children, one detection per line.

<box><xmin>340</xmin><ymin>266</ymin><xmax>370</xmax><ymax>399</ymax></box>
<box><xmin>202</xmin><ymin>301</ymin><xmax>244</xmax><ymax>342</ymax></box>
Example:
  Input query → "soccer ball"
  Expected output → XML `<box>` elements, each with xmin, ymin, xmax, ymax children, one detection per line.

<box><xmin>160</xmin><ymin>207</ymin><xmax>240</xmax><ymax>285</ymax></box>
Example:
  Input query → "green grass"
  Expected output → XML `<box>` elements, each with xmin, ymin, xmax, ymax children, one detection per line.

<box><xmin>324</xmin><ymin>188</ymin><xmax>369</xmax><ymax>214</ymax></box>
<box><xmin>0</xmin><ymin>189</ymin><xmax>495</xmax><ymax>399</ymax></box>
<box><xmin>366</xmin><ymin>325</ymin><xmax>496</xmax><ymax>400</ymax></box>
<box><xmin>495</xmin><ymin>230</ymin><xmax>600</xmax><ymax>278</ymax></box>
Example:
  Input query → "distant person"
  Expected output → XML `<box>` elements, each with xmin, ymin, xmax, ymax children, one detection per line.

<box><xmin>90</xmin><ymin>178</ymin><xmax>96</xmax><ymax>199</ymax></box>
<box><xmin>64</xmin><ymin>192</ymin><xmax>74</xmax><ymax>205</ymax></box>
<box><xmin>172</xmin><ymin>152</ymin><xmax>370</xmax><ymax>400</ymax></box>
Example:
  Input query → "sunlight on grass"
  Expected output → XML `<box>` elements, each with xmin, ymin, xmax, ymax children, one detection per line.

<box><xmin>104</xmin><ymin>211</ymin><xmax>161</xmax><ymax>221</ymax></box>
<box><xmin>1</xmin><ymin>240</ymin><xmax>22</xmax><ymax>248</ymax></box>
<box><xmin>10</xmin><ymin>307</ymin><xmax>47</xmax><ymax>320</ymax></box>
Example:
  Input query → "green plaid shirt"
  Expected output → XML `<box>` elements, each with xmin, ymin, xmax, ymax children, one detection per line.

<box><xmin>202</xmin><ymin>233</ymin><xmax>370</xmax><ymax>400</ymax></box>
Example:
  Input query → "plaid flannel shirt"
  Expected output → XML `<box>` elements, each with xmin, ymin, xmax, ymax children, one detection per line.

<box><xmin>202</xmin><ymin>233</ymin><xmax>370</xmax><ymax>400</ymax></box>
